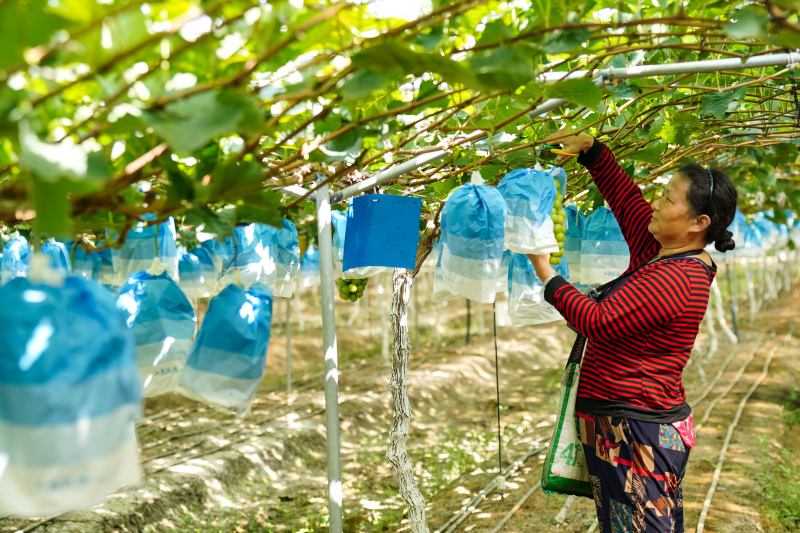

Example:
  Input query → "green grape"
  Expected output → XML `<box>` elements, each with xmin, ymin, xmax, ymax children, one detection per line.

<box><xmin>349</xmin><ymin>284</ymin><xmax>358</xmax><ymax>293</ymax></box>
<box><xmin>553</xmin><ymin>223</ymin><xmax>565</xmax><ymax>233</ymax></box>
<box><xmin>339</xmin><ymin>292</ymin><xmax>349</xmax><ymax>300</ymax></box>
<box><xmin>552</xmin><ymin>251</ymin><xmax>564</xmax><ymax>258</ymax></box>
<box><xmin>356</xmin><ymin>291</ymin><xmax>364</xmax><ymax>298</ymax></box>
<box><xmin>549</xmin><ymin>256</ymin><xmax>561</xmax><ymax>265</ymax></box>
<box><xmin>338</xmin><ymin>278</ymin><xmax>346</xmax><ymax>287</ymax></box>
<box><xmin>349</xmin><ymin>294</ymin><xmax>357</xmax><ymax>302</ymax></box>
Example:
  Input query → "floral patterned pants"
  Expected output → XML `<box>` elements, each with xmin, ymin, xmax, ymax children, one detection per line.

<box><xmin>576</xmin><ymin>412</ymin><xmax>689</xmax><ymax>533</ymax></box>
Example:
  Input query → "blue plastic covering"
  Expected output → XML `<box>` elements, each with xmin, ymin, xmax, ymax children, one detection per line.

<box><xmin>177</xmin><ymin>251</ymin><xmax>208</xmax><ymax>299</ymax></box>
<box><xmin>0</xmin><ymin>276</ymin><xmax>141</xmax><ymax>515</ymax></box>
<box><xmin>40</xmin><ymin>239</ymin><xmax>71</xmax><ymax>277</ymax></box>
<box><xmin>738</xmin><ymin>222</ymin><xmax>765</xmax><ymax>258</ymax></box>
<box><xmin>507</xmin><ymin>253</ymin><xmax>570</xmax><ymax>325</ymax></box>
<box><xmin>221</xmin><ymin>224</ymin><xmax>270</xmax><ymax>286</ymax></box>
<box><xmin>119</xmin><ymin>216</ymin><xmax>178</xmax><ymax>281</ymax></box>
<box><xmin>300</xmin><ymin>245</ymin><xmax>320</xmax><ymax>288</ymax></box>
<box><xmin>342</xmin><ymin>194</ymin><xmax>421</xmax><ymax>271</ymax></box>
<box><xmin>494</xmin><ymin>249</ymin><xmax>513</xmax><ymax>293</ymax></box>
<box><xmin>177</xmin><ymin>283</ymin><xmax>273</xmax><ymax>416</ymax></box>
<box><xmin>190</xmin><ymin>245</ymin><xmax>219</xmax><ymax>293</ymax></box>
<box><xmin>221</xmin><ymin>221</ymin><xmax>300</xmax><ymax>297</ymax></box>
<box><xmin>563</xmin><ymin>205</ymin><xmax>588</xmax><ymax>292</ymax></box>
<box><xmin>273</xmin><ymin>219</ymin><xmax>301</xmax><ymax>297</ymax></box>
<box><xmin>580</xmin><ymin>207</ymin><xmax>630</xmax><ymax>285</ymax></box>
<box><xmin>433</xmin><ymin>183</ymin><xmax>507</xmax><ymax>303</ymax></box>
<box><xmin>199</xmin><ymin>239</ymin><xmax>226</xmax><ymax>275</ymax></box>
<box><xmin>331</xmin><ymin>209</ymin><xmax>391</xmax><ymax>279</ymax></box>
<box><xmin>1</xmin><ymin>235</ymin><xmax>31</xmax><ymax>285</ymax></box>
<box><xmin>96</xmin><ymin>240</ymin><xmax>122</xmax><ymax>285</ymax></box>
<box><xmin>116</xmin><ymin>270</ymin><xmax>196</xmax><ymax>397</ymax></box>
<box><xmin>497</xmin><ymin>167</ymin><xmax>563</xmax><ymax>254</ymax></box>
<box><xmin>64</xmin><ymin>241</ymin><xmax>100</xmax><ymax>281</ymax></box>
<box><xmin>753</xmin><ymin>212</ymin><xmax>779</xmax><ymax>251</ymax></box>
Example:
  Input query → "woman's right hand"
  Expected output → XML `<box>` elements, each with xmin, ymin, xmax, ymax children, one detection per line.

<box><xmin>543</xmin><ymin>128</ymin><xmax>594</xmax><ymax>163</ymax></box>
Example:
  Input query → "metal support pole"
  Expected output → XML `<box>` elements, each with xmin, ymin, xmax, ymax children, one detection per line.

<box><xmin>286</xmin><ymin>296</ymin><xmax>292</xmax><ymax>395</ymax></box>
<box><xmin>316</xmin><ymin>183</ymin><xmax>343</xmax><ymax>533</ymax></box>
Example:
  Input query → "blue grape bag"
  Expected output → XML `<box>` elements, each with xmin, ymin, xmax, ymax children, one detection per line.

<box><xmin>507</xmin><ymin>253</ymin><xmax>570</xmax><ymax>325</ymax></box>
<box><xmin>190</xmin><ymin>245</ymin><xmax>219</xmax><ymax>294</ymax></box>
<box><xmin>0</xmin><ymin>275</ymin><xmax>141</xmax><ymax>515</ymax></box>
<box><xmin>331</xmin><ymin>209</ymin><xmax>391</xmax><ymax>280</ymax></box>
<box><xmin>497</xmin><ymin>167</ymin><xmax>563</xmax><ymax>254</ymax></box>
<box><xmin>433</xmin><ymin>178</ymin><xmax>507</xmax><ymax>303</ymax></box>
<box><xmin>274</xmin><ymin>219</ymin><xmax>301</xmax><ymax>297</ymax></box>
<box><xmin>119</xmin><ymin>216</ymin><xmax>178</xmax><ymax>281</ymax></box>
<box><xmin>178</xmin><ymin>251</ymin><xmax>208</xmax><ymax>299</ymax></box>
<box><xmin>300</xmin><ymin>245</ymin><xmax>320</xmax><ymax>289</ymax></box>
<box><xmin>2</xmin><ymin>234</ymin><xmax>31</xmax><ymax>285</ymax></box>
<box><xmin>116</xmin><ymin>268</ymin><xmax>196</xmax><ymax>397</ymax></box>
<box><xmin>40</xmin><ymin>239</ymin><xmax>71</xmax><ymax>277</ymax></box>
<box><xmin>177</xmin><ymin>283</ymin><xmax>273</xmax><ymax>416</ymax></box>
<box><xmin>563</xmin><ymin>206</ymin><xmax>590</xmax><ymax>293</ymax></box>
<box><xmin>580</xmin><ymin>207</ymin><xmax>630</xmax><ymax>286</ymax></box>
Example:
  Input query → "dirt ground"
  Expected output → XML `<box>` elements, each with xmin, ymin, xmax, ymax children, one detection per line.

<box><xmin>1</xmin><ymin>270</ymin><xmax>798</xmax><ymax>533</ymax></box>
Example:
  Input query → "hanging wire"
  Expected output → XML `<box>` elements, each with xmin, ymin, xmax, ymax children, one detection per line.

<box><xmin>492</xmin><ymin>301</ymin><xmax>504</xmax><ymax>501</ymax></box>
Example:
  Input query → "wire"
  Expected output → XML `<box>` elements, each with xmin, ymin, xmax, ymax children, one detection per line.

<box><xmin>493</xmin><ymin>302</ymin><xmax>504</xmax><ymax>501</ymax></box>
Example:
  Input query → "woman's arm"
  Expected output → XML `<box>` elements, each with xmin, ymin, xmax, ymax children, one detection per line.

<box><xmin>544</xmin><ymin>130</ymin><xmax>659</xmax><ymax>266</ymax></box>
<box><xmin>529</xmin><ymin>254</ymin><xmax>688</xmax><ymax>341</ymax></box>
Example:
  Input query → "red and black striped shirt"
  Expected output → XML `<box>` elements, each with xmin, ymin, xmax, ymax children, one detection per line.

<box><xmin>545</xmin><ymin>141</ymin><xmax>715</xmax><ymax>422</ymax></box>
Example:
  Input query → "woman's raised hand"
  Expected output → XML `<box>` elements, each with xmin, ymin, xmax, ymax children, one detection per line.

<box><xmin>543</xmin><ymin>128</ymin><xmax>594</xmax><ymax>163</ymax></box>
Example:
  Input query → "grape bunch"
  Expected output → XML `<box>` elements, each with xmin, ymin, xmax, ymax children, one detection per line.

<box><xmin>550</xmin><ymin>190</ymin><xmax>566</xmax><ymax>265</ymax></box>
<box><xmin>338</xmin><ymin>277</ymin><xmax>368</xmax><ymax>302</ymax></box>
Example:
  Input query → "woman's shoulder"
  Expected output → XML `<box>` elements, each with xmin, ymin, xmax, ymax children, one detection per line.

<box><xmin>644</xmin><ymin>257</ymin><xmax>714</xmax><ymax>286</ymax></box>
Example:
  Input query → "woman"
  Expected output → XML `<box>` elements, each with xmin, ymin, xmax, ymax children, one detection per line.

<box><xmin>528</xmin><ymin>129</ymin><xmax>737</xmax><ymax>532</ymax></box>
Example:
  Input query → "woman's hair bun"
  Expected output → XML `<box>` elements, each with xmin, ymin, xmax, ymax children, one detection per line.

<box><xmin>714</xmin><ymin>229</ymin><xmax>736</xmax><ymax>253</ymax></box>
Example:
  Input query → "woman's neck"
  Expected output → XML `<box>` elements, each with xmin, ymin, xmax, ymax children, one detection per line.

<box><xmin>656</xmin><ymin>241</ymin><xmax>706</xmax><ymax>259</ymax></box>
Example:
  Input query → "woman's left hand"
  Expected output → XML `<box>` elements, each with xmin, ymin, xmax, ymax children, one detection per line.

<box><xmin>526</xmin><ymin>253</ymin><xmax>556</xmax><ymax>283</ymax></box>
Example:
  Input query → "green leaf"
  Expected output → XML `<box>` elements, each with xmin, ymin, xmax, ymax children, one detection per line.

<box><xmin>747</xmin><ymin>147</ymin><xmax>764</xmax><ymax>166</ymax></box>
<box><xmin>341</xmin><ymin>69</ymin><xmax>388</xmax><ymax>101</ymax></box>
<box><xmin>623</xmin><ymin>143</ymin><xmax>665</xmax><ymax>166</ymax></box>
<box><xmin>413</xmin><ymin>25</ymin><xmax>445</xmax><ymax>51</ymax></box>
<box><xmin>587</xmin><ymin>183</ymin><xmax>605</xmax><ymax>209</ymax></box>
<box><xmin>18</xmin><ymin>122</ymin><xmax>109</xmax><ymax>184</ymax></box>
<box><xmin>31</xmin><ymin>178</ymin><xmax>72</xmax><ymax>238</ymax></box>
<box><xmin>541</xmin><ymin>29</ymin><xmax>590</xmax><ymax>55</ymax></box>
<box><xmin>415</xmin><ymin>80</ymin><xmax>449</xmax><ymax>109</ymax></box>
<box><xmin>608</xmin><ymin>81</ymin><xmax>635</xmax><ymax>100</ymax></box>
<box><xmin>723</xmin><ymin>8</ymin><xmax>768</xmax><ymax>40</ymax></box>
<box><xmin>468</xmin><ymin>46</ymin><xmax>535</xmax><ymax>90</ymax></box>
<box><xmin>184</xmin><ymin>206</ymin><xmax>236</xmax><ymax>241</ymax></box>
<box><xmin>351</xmin><ymin>42</ymin><xmax>480</xmax><ymax>90</ymax></box>
<box><xmin>546</xmin><ymin>78</ymin><xmax>603</xmax><ymax>110</ymax></box>
<box><xmin>140</xmin><ymin>91</ymin><xmax>246</xmax><ymax>154</ymax></box>
<box><xmin>0</xmin><ymin>0</ymin><xmax>72</xmax><ymax>70</ymax></box>
<box><xmin>204</xmin><ymin>160</ymin><xmax>266</xmax><ymax>204</ymax></box>
<box><xmin>773</xmin><ymin>28</ymin><xmax>800</xmax><ymax>48</ymax></box>
<box><xmin>476</xmin><ymin>20</ymin><xmax>512</xmax><ymax>48</ymax></box>
<box><xmin>236</xmin><ymin>205</ymin><xmax>283</xmax><ymax>227</ymax></box>
<box><xmin>699</xmin><ymin>91</ymin><xmax>735</xmax><ymax>119</ymax></box>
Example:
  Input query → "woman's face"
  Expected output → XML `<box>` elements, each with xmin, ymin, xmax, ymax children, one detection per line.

<box><xmin>648</xmin><ymin>174</ymin><xmax>708</xmax><ymax>245</ymax></box>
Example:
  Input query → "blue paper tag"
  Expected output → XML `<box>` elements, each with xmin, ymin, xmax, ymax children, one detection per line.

<box><xmin>342</xmin><ymin>194</ymin><xmax>422</xmax><ymax>271</ymax></box>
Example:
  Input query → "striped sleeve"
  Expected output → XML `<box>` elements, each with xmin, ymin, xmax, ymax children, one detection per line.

<box><xmin>549</xmin><ymin>261</ymin><xmax>690</xmax><ymax>341</ymax></box>
<box><xmin>577</xmin><ymin>141</ymin><xmax>659</xmax><ymax>267</ymax></box>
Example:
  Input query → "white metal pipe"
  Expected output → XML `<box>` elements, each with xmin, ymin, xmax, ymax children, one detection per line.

<box><xmin>600</xmin><ymin>51</ymin><xmax>800</xmax><ymax>80</ymax></box>
<box><xmin>315</xmin><ymin>182</ymin><xmax>343</xmax><ymax>533</ymax></box>
<box><xmin>528</xmin><ymin>51</ymin><xmax>800</xmax><ymax>120</ymax></box>
<box><xmin>329</xmin><ymin>150</ymin><xmax>448</xmax><ymax>204</ymax></box>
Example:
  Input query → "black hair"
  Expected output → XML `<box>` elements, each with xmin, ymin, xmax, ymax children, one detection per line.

<box><xmin>676</xmin><ymin>163</ymin><xmax>738</xmax><ymax>253</ymax></box>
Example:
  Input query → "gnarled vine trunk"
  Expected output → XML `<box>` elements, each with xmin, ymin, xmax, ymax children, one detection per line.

<box><xmin>386</xmin><ymin>267</ymin><xmax>430</xmax><ymax>533</ymax></box>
